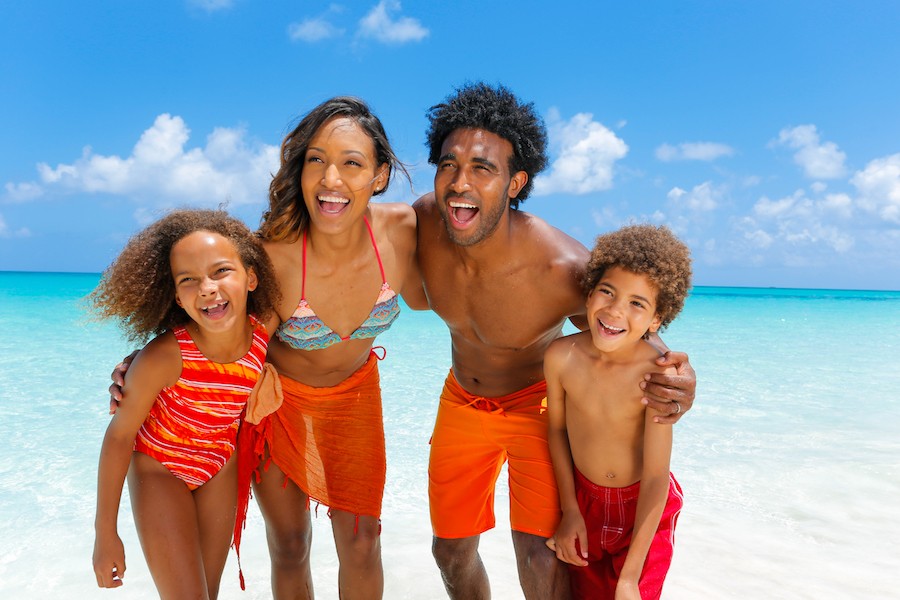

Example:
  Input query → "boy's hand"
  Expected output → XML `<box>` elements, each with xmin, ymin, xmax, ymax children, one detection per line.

<box><xmin>545</xmin><ymin>511</ymin><xmax>589</xmax><ymax>567</ymax></box>
<box><xmin>615</xmin><ymin>578</ymin><xmax>641</xmax><ymax>600</ymax></box>
<box><xmin>107</xmin><ymin>351</ymin><xmax>138</xmax><ymax>414</ymax></box>
<box><xmin>93</xmin><ymin>532</ymin><xmax>126</xmax><ymax>588</ymax></box>
<box><xmin>641</xmin><ymin>350</ymin><xmax>696</xmax><ymax>424</ymax></box>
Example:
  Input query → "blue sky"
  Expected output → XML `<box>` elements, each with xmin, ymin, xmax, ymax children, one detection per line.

<box><xmin>2</xmin><ymin>1</ymin><xmax>899</xmax><ymax>290</ymax></box>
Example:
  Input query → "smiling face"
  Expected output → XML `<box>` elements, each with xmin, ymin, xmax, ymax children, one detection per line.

<box><xmin>586</xmin><ymin>265</ymin><xmax>662</xmax><ymax>354</ymax></box>
<box><xmin>171</xmin><ymin>230</ymin><xmax>258</xmax><ymax>334</ymax></box>
<box><xmin>299</xmin><ymin>116</ymin><xmax>388</xmax><ymax>234</ymax></box>
<box><xmin>433</xmin><ymin>128</ymin><xmax>527</xmax><ymax>247</ymax></box>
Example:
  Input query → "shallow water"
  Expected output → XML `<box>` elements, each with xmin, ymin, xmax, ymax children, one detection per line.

<box><xmin>1</xmin><ymin>273</ymin><xmax>898</xmax><ymax>598</ymax></box>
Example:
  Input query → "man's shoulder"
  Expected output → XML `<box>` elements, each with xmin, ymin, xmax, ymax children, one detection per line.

<box><xmin>412</xmin><ymin>192</ymin><xmax>437</xmax><ymax>213</ymax></box>
<box><xmin>372</xmin><ymin>201</ymin><xmax>416</xmax><ymax>228</ymax></box>
<box><xmin>512</xmin><ymin>210</ymin><xmax>589</xmax><ymax>264</ymax></box>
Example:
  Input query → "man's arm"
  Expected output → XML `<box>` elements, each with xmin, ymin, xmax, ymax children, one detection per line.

<box><xmin>643</xmin><ymin>333</ymin><xmax>696</xmax><ymax>424</ymax></box>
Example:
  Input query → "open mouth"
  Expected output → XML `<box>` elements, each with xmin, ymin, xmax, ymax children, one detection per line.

<box><xmin>202</xmin><ymin>302</ymin><xmax>229</xmax><ymax>318</ymax></box>
<box><xmin>449</xmin><ymin>200</ymin><xmax>479</xmax><ymax>224</ymax></box>
<box><xmin>317</xmin><ymin>194</ymin><xmax>350</xmax><ymax>214</ymax></box>
<box><xmin>597</xmin><ymin>319</ymin><xmax>625</xmax><ymax>336</ymax></box>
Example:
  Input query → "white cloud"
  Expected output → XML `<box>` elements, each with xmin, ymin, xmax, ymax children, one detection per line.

<box><xmin>656</xmin><ymin>142</ymin><xmax>734</xmax><ymax>162</ymax></box>
<box><xmin>188</xmin><ymin>0</ymin><xmax>233</xmax><ymax>12</ymax></box>
<box><xmin>744</xmin><ymin>228</ymin><xmax>774</xmax><ymax>249</ymax></box>
<box><xmin>4</xmin><ymin>181</ymin><xmax>43</xmax><ymax>202</ymax></box>
<box><xmin>0</xmin><ymin>214</ymin><xmax>31</xmax><ymax>238</ymax></box>
<box><xmin>289</xmin><ymin>18</ymin><xmax>344</xmax><ymax>42</ymax></box>
<box><xmin>534</xmin><ymin>109</ymin><xmax>628</xmax><ymax>196</ymax></box>
<box><xmin>773</xmin><ymin>124</ymin><xmax>847</xmax><ymax>179</ymax></box>
<box><xmin>666</xmin><ymin>181</ymin><xmax>722</xmax><ymax>211</ymax></box>
<box><xmin>13</xmin><ymin>114</ymin><xmax>278</xmax><ymax>207</ymax></box>
<box><xmin>850</xmin><ymin>153</ymin><xmax>900</xmax><ymax>224</ymax></box>
<box><xmin>358</xmin><ymin>1</ymin><xmax>428</xmax><ymax>44</ymax></box>
<box><xmin>821</xmin><ymin>193</ymin><xmax>853</xmax><ymax>219</ymax></box>
<box><xmin>749</xmin><ymin>190</ymin><xmax>855</xmax><ymax>253</ymax></box>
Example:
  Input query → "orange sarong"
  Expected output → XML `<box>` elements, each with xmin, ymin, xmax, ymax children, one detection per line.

<box><xmin>245</xmin><ymin>351</ymin><xmax>386</xmax><ymax>518</ymax></box>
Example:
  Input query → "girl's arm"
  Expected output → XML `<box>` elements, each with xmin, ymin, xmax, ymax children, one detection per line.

<box><xmin>544</xmin><ymin>342</ymin><xmax>589</xmax><ymax>567</ymax></box>
<box><xmin>616</xmin><ymin>397</ymin><xmax>674</xmax><ymax>596</ymax></box>
<box><xmin>93</xmin><ymin>334</ymin><xmax>180</xmax><ymax>588</ymax></box>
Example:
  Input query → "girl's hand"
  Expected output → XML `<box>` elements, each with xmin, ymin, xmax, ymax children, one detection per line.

<box><xmin>545</xmin><ymin>511</ymin><xmax>589</xmax><ymax>567</ymax></box>
<box><xmin>93</xmin><ymin>532</ymin><xmax>126</xmax><ymax>588</ymax></box>
<box><xmin>615</xmin><ymin>578</ymin><xmax>641</xmax><ymax>600</ymax></box>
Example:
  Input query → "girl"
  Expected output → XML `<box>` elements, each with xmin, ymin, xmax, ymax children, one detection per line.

<box><xmin>91</xmin><ymin>209</ymin><xmax>279</xmax><ymax>599</ymax></box>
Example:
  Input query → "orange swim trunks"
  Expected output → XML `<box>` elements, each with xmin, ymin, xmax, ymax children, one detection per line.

<box><xmin>428</xmin><ymin>370</ymin><xmax>561</xmax><ymax>539</ymax></box>
<box><xmin>248</xmin><ymin>352</ymin><xmax>386</xmax><ymax>518</ymax></box>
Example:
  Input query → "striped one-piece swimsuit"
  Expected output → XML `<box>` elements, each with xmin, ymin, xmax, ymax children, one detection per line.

<box><xmin>133</xmin><ymin>318</ymin><xmax>268</xmax><ymax>490</ymax></box>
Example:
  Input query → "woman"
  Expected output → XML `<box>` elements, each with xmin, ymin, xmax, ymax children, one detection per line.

<box><xmin>249</xmin><ymin>97</ymin><xmax>418</xmax><ymax>599</ymax></box>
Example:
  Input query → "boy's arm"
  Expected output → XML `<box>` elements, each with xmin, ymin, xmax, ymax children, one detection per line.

<box><xmin>93</xmin><ymin>337</ymin><xmax>178</xmax><ymax>588</ymax></box>
<box><xmin>643</xmin><ymin>333</ymin><xmax>696</xmax><ymax>424</ymax></box>
<box><xmin>617</xmin><ymin>399</ymin><xmax>674</xmax><ymax>591</ymax></box>
<box><xmin>544</xmin><ymin>343</ymin><xmax>589</xmax><ymax>567</ymax></box>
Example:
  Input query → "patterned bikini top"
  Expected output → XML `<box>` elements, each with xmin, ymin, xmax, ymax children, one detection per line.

<box><xmin>275</xmin><ymin>216</ymin><xmax>400</xmax><ymax>351</ymax></box>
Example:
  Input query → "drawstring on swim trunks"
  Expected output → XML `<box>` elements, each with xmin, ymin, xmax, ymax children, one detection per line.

<box><xmin>459</xmin><ymin>396</ymin><xmax>507</xmax><ymax>416</ymax></box>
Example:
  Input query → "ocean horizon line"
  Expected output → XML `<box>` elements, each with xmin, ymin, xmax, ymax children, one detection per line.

<box><xmin>2</xmin><ymin>269</ymin><xmax>899</xmax><ymax>295</ymax></box>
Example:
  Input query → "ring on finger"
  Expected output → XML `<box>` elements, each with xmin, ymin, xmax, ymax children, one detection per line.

<box><xmin>672</xmin><ymin>400</ymin><xmax>682</xmax><ymax>415</ymax></box>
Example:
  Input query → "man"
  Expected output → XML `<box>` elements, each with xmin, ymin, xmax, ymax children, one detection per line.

<box><xmin>404</xmin><ymin>83</ymin><xmax>695</xmax><ymax>599</ymax></box>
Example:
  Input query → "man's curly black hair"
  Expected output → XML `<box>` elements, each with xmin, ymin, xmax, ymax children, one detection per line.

<box><xmin>426</xmin><ymin>82</ymin><xmax>548</xmax><ymax>208</ymax></box>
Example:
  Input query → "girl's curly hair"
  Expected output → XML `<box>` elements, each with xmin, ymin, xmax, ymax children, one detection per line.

<box><xmin>426</xmin><ymin>82</ymin><xmax>548</xmax><ymax>208</ymax></box>
<box><xmin>89</xmin><ymin>209</ymin><xmax>279</xmax><ymax>343</ymax></box>
<box><xmin>583</xmin><ymin>224</ymin><xmax>693</xmax><ymax>330</ymax></box>
<box><xmin>259</xmin><ymin>96</ymin><xmax>409</xmax><ymax>243</ymax></box>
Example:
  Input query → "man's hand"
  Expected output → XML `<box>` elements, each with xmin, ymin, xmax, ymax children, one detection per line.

<box><xmin>641</xmin><ymin>350</ymin><xmax>696</xmax><ymax>424</ymax></box>
<box><xmin>107</xmin><ymin>351</ymin><xmax>138</xmax><ymax>414</ymax></box>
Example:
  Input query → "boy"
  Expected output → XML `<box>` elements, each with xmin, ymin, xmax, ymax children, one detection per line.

<box><xmin>545</xmin><ymin>224</ymin><xmax>692</xmax><ymax>599</ymax></box>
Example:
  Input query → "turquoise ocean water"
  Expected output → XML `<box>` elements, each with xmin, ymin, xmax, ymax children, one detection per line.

<box><xmin>1</xmin><ymin>271</ymin><xmax>898</xmax><ymax>598</ymax></box>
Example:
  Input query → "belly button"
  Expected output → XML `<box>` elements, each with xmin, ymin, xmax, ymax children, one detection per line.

<box><xmin>606</xmin><ymin>472</ymin><xmax>615</xmax><ymax>479</ymax></box>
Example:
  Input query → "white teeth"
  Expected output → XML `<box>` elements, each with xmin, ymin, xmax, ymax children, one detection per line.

<box><xmin>202</xmin><ymin>302</ymin><xmax>226</xmax><ymax>312</ymax></box>
<box><xmin>318</xmin><ymin>195</ymin><xmax>349</xmax><ymax>204</ymax></box>
<box><xmin>599</xmin><ymin>319</ymin><xmax>625</xmax><ymax>332</ymax></box>
<box><xmin>449</xmin><ymin>201</ymin><xmax>477</xmax><ymax>209</ymax></box>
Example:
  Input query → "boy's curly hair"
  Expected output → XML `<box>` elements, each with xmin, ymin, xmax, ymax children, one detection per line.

<box><xmin>583</xmin><ymin>224</ymin><xmax>692</xmax><ymax>330</ymax></box>
<box><xmin>89</xmin><ymin>209</ymin><xmax>280</xmax><ymax>344</ymax></box>
<box><xmin>426</xmin><ymin>82</ymin><xmax>547</xmax><ymax>208</ymax></box>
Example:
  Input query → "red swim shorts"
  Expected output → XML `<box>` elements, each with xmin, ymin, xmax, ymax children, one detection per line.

<box><xmin>569</xmin><ymin>468</ymin><xmax>683</xmax><ymax>600</ymax></box>
<box><xmin>428</xmin><ymin>370</ymin><xmax>561</xmax><ymax>539</ymax></box>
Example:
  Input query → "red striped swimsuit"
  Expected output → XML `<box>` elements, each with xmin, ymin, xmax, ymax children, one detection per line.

<box><xmin>134</xmin><ymin>318</ymin><xmax>268</xmax><ymax>490</ymax></box>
